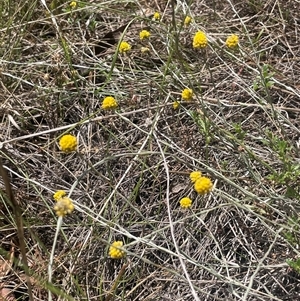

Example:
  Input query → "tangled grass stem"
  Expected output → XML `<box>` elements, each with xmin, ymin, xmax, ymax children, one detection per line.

<box><xmin>105</xmin><ymin>263</ymin><xmax>129</xmax><ymax>301</ymax></box>
<box><xmin>0</xmin><ymin>158</ymin><xmax>34</xmax><ymax>301</ymax></box>
<box><xmin>2</xmin><ymin>1</ymin><xmax>300</xmax><ymax>299</ymax></box>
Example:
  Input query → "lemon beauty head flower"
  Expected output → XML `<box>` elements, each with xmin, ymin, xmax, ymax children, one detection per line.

<box><xmin>54</xmin><ymin>197</ymin><xmax>74</xmax><ymax>217</ymax></box>
<box><xmin>59</xmin><ymin>134</ymin><xmax>77</xmax><ymax>153</ymax></box>
<box><xmin>109</xmin><ymin>241</ymin><xmax>126</xmax><ymax>259</ymax></box>
<box><xmin>153</xmin><ymin>12</ymin><xmax>161</xmax><ymax>21</ymax></box>
<box><xmin>179</xmin><ymin>197</ymin><xmax>192</xmax><ymax>209</ymax></box>
<box><xmin>190</xmin><ymin>171</ymin><xmax>202</xmax><ymax>183</ymax></box>
<box><xmin>102</xmin><ymin>96</ymin><xmax>118</xmax><ymax>110</ymax></box>
<box><xmin>181</xmin><ymin>88</ymin><xmax>193</xmax><ymax>101</ymax></box>
<box><xmin>69</xmin><ymin>1</ymin><xmax>77</xmax><ymax>9</ymax></box>
<box><xmin>184</xmin><ymin>16</ymin><xmax>192</xmax><ymax>26</ymax></box>
<box><xmin>194</xmin><ymin>177</ymin><xmax>213</xmax><ymax>195</ymax></box>
<box><xmin>119</xmin><ymin>41</ymin><xmax>131</xmax><ymax>53</ymax></box>
<box><xmin>53</xmin><ymin>190</ymin><xmax>66</xmax><ymax>201</ymax></box>
<box><xmin>193</xmin><ymin>31</ymin><xmax>208</xmax><ymax>49</ymax></box>
<box><xmin>139</xmin><ymin>30</ymin><xmax>151</xmax><ymax>40</ymax></box>
<box><xmin>173</xmin><ymin>101</ymin><xmax>180</xmax><ymax>110</ymax></box>
<box><xmin>226</xmin><ymin>34</ymin><xmax>239</xmax><ymax>48</ymax></box>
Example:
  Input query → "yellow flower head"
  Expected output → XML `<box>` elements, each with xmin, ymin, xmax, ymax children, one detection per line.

<box><xmin>119</xmin><ymin>41</ymin><xmax>131</xmax><ymax>53</ymax></box>
<box><xmin>109</xmin><ymin>241</ymin><xmax>126</xmax><ymax>259</ymax></box>
<box><xmin>53</xmin><ymin>190</ymin><xmax>66</xmax><ymax>201</ymax></box>
<box><xmin>102</xmin><ymin>96</ymin><xmax>118</xmax><ymax>110</ymax></box>
<box><xmin>139</xmin><ymin>30</ymin><xmax>151</xmax><ymax>40</ymax></box>
<box><xmin>181</xmin><ymin>88</ymin><xmax>193</xmax><ymax>101</ymax></box>
<box><xmin>193</xmin><ymin>31</ymin><xmax>208</xmax><ymax>49</ymax></box>
<box><xmin>54</xmin><ymin>197</ymin><xmax>74</xmax><ymax>217</ymax></box>
<box><xmin>153</xmin><ymin>12</ymin><xmax>161</xmax><ymax>20</ymax></box>
<box><xmin>190</xmin><ymin>171</ymin><xmax>202</xmax><ymax>183</ymax></box>
<box><xmin>69</xmin><ymin>1</ymin><xmax>77</xmax><ymax>9</ymax></box>
<box><xmin>184</xmin><ymin>16</ymin><xmax>192</xmax><ymax>26</ymax></box>
<box><xmin>59</xmin><ymin>134</ymin><xmax>77</xmax><ymax>153</ymax></box>
<box><xmin>194</xmin><ymin>177</ymin><xmax>213</xmax><ymax>195</ymax></box>
<box><xmin>173</xmin><ymin>101</ymin><xmax>180</xmax><ymax>110</ymax></box>
<box><xmin>179</xmin><ymin>197</ymin><xmax>192</xmax><ymax>209</ymax></box>
<box><xmin>226</xmin><ymin>34</ymin><xmax>239</xmax><ymax>48</ymax></box>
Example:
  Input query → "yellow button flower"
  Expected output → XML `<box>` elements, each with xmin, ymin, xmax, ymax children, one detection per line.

<box><xmin>193</xmin><ymin>31</ymin><xmax>208</xmax><ymax>49</ymax></box>
<box><xmin>54</xmin><ymin>197</ymin><xmax>74</xmax><ymax>217</ymax></box>
<box><xmin>109</xmin><ymin>241</ymin><xmax>126</xmax><ymax>259</ymax></box>
<box><xmin>53</xmin><ymin>190</ymin><xmax>66</xmax><ymax>201</ymax></box>
<box><xmin>173</xmin><ymin>101</ymin><xmax>180</xmax><ymax>110</ymax></box>
<box><xmin>181</xmin><ymin>88</ymin><xmax>193</xmax><ymax>101</ymax></box>
<box><xmin>189</xmin><ymin>171</ymin><xmax>202</xmax><ymax>183</ymax></box>
<box><xmin>153</xmin><ymin>12</ymin><xmax>161</xmax><ymax>21</ymax></box>
<box><xmin>119</xmin><ymin>41</ymin><xmax>131</xmax><ymax>53</ymax></box>
<box><xmin>59</xmin><ymin>134</ymin><xmax>77</xmax><ymax>153</ymax></box>
<box><xmin>179</xmin><ymin>197</ymin><xmax>192</xmax><ymax>209</ymax></box>
<box><xmin>184</xmin><ymin>16</ymin><xmax>192</xmax><ymax>26</ymax></box>
<box><xmin>139</xmin><ymin>30</ymin><xmax>151</xmax><ymax>40</ymax></box>
<box><xmin>226</xmin><ymin>34</ymin><xmax>239</xmax><ymax>48</ymax></box>
<box><xmin>102</xmin><ymin>96</ymin><xmax>118</xmax><ymax>110</ymax></box>
<box><xmin>69</xmin><ymin>1</ymin><xmax>77</xmax><ymax>9</ymax></box>
<box><xmin>194</xmin><ymin>177</ymin><xmax>213</xmax><ymax>195</ymax></box>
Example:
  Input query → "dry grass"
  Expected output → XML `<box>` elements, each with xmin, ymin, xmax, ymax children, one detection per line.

<box><xmin>1</xmin><ymin>0</ymin><xmax>300</xmax><ymax>300</ymax></box>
